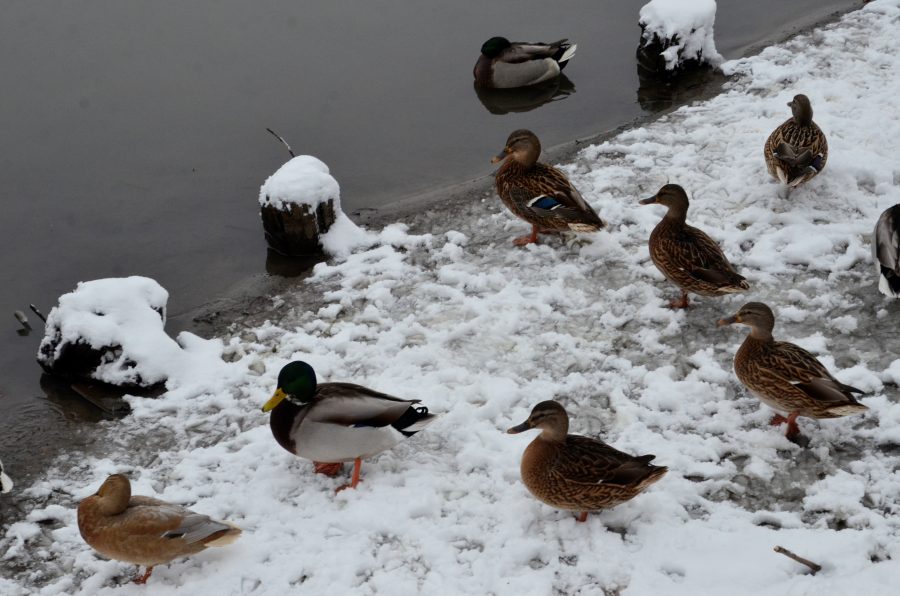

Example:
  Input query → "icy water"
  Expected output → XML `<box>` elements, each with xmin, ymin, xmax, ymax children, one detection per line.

<box><xmin>0</xmin><ymin>0</ymin><xmax>857</xmax><ymax>494</ymax></box>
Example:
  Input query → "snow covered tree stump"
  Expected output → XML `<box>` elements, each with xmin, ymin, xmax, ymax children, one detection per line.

<box><xmin>259</xmin><ymin>156</ymin><xmax>341</xmax><ymax>257</ymax></box>
<box><xmin>637</xmin><ymin>0</ymin><xmax>723</xmax><ymax>76</ymax></box>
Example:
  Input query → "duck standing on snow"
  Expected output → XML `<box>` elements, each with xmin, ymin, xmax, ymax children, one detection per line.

<box><xmin>874</xmin><ymin>204</ymin><xmax>900</xmax><ymax>297</ymax></box>
<box><xmin>492</xmin><ymin>129</ymin><xmax>605</xmax><ymax>246</ymax></box>
<box><xmin>262</xmin><ymin>361</ymin><xmax>438</xmax><ymax>491</ymax></box>
<box><xmin>507</xmin><ymin>401</ymin><xmax>667</xmax><ymax>522</ymax></box>
<box><xmin>78</xmin><ymin>474</ymin><xmax>241</xmax><ymax>584</ymax></box>
<box><xmin>474</xmin><ymin>37</ymin><xmax>576</xmax><ymax>89</ymax></box>
<box><xmin>0</xmin><ymin>458</ymin><xmax>12</xmax><ymax>493</ymax></box>
<box><xmin>718</xmin><ymin>302</ymin><xmax>867</xmax><ymax>439</ymax></box>
<box><xmin>641</xmin><ymin>184</ymin><xmax>749</xmax><ymax>308</ymax></box>
<box><xmin>764</xmin><ymin>94</ymin><xmax>828</xmax><ymax>187</ymax></box>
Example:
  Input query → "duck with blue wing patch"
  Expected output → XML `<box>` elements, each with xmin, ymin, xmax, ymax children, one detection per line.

<box><xmin>492</xmin><ymin>129</ymin><xmax>605</xmax><ymax>246</ymax></box>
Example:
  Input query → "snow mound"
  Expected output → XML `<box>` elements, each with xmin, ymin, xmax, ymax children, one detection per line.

<box><xmin>639</xmin><ymin>0</ymin><xmax>724</xmax><ymax>70</ymax></box>
<box><xmin>37</xmin><ymin>277</ymin><xmax>226</xmax><ymax>387</ymax></box>
<box><xmin>258</xmin><ymin>155</ymin><xmax>340</xmax><ymax>211</ymax></box>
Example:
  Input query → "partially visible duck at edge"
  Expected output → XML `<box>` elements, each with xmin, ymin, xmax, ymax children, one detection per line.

<box><xmin>874</xmin><ymin>204</ymin><xmax>900</xmax><ymax>297</ymax></box>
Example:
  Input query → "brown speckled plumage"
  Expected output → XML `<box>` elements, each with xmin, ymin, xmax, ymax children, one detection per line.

<box><xmin>642</xmin><ymin>184</ymin><xmax>749</xmax><ymax>308</ymax></box>
<box><xmin>719</xmin><ymin>302</ymin><xmax>867</xmax><ymax>438</ymax></box>
<box><xmin>493</xmin><ymin>130</ymin><xmax>605</xmax><ymax>245</ymax></box>
<box><xmin>78</xmin><ymin>474</ymin><xmax>241</xmax><ymax>584</ymax></box>
<box><xmin>764</xmin><ymin>94</ymin><xmax>828</xmax><ymax>187</ymax></box>
<box><xmin>508</xmin><ymin>401</ymin><xmax>666</xmax><ymax>520</ymax></box>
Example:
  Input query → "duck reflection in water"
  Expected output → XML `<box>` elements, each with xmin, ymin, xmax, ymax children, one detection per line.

<box><xmin>473</xmin><ymin>75</ymin><xmax>576</xmax><ymax>115</ymax></box>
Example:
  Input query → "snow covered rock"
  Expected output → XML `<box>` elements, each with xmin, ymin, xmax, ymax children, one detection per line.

<box><xmin>259</xmin><ymin>155</ymin><xmax>367</xmax><ymax>257</ymax></box>
<box><xmin>37</xmin><ymin>277</ymin><xmax>173</xmax><ymax>388</ymax></box>
<box><xmin>638</xmin><ymin>0</ymin><xmax>724</xmax><ymax>74</ymax></box>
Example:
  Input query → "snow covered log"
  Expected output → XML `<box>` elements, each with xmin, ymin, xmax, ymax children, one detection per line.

<box><xmin>259</xmin><ymin>155</ymin><xmax>340</xmax><ymax>256</ymax></box>
<box><xmin>637</xmin><ymin>0</ymin><xmax>723</xmax><ymax>75</ymax></box>
<box><xmin>37</xmin><ymin>277</ymin><xmax>170</xmax><ymax>388</ymax></box>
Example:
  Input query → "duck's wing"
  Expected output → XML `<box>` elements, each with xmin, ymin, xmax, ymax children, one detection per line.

<box><xmin>113</xmin><ymin>497</ymin><xmax>229</xmax><ymax>544</ymax></box>
<box><xmin>554</xmin><ymin>436</ymin><xmax>660</xmax><ymax>486</ymax></box>
<box><xmin>509</xmin><ymin>166</ymin><xmax>604</xmax><ymax>227</ymax></box>
<box><xmin>672</xmin><ymin>226</ymin><xmax>748</xmax><ymax>288</ymax></box>
<box><xmin>500</xmin><ymin>40</ymin><xmax>569</xmax><ymax>63</ymax></box>
<box><xmin>308</xmin><ymin>383</ymin><xmax>421</xmax><ymax>428</ymax></box>
<box><xmin>763</xmin><ymin>342</ymin><xmax>864</xmax><ymax>405</ymax></box>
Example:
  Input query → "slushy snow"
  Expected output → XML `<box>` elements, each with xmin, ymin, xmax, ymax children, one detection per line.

<box><xmin>640</xmin><ymin>0</ymin><xmax>724</xmax><ymax>70</ymax></box>
<box><xmin>4</xmin><ymin>2</ymin><xmax>900</xmax><ymax>595</ymax></box>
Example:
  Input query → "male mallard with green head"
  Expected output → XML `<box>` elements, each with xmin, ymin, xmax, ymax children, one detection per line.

<box><xmin>718</xmin><ymin>302</ymin><xmax>867</xmax><ymax>439</ymax></box>
<box><xmin>262</xmin><ymin>361</ymin><xmax>438</xmax><ymax>491</ymax></box>
<box><xmin>764</xmin><ymin>94</ymin><xmax>828</xmax><ymax>187</ymax></box>
<box><xmin>641</xmin><ymin>183</ymin><xmax>749</xmax><ymax>308</ymax></box>
<box><xmin>492</xmin><ymin>129</ymin><xmax>605</xmax><ymax>246</ymax></box>
<box><xmin>507</xmin><ymin>401</ymin><xmax>667</xmax><ymax>522</ymax></box>
<box><xmin>474</xmin><ymin>37</ymin><xmax>576</xmax><ymax>89</ymax></box>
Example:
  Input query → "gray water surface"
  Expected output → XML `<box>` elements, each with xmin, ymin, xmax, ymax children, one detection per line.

<box><xmin>0</xmin><ymin>0</ymin><xmax>858</xmax><ymax>492</ymax></box>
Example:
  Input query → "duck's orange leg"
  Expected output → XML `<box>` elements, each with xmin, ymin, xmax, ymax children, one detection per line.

<box><xmin>669</xmin><ymin>291</ymin><xmax>690</xmax><ymax>309</ymax></box>
<box><xmin>513</xmin><ymin>225</ymin><xmax>540</xmax><ymax>246</ymax></box>
<box><xmin>576</xmin><ymin>511</ymin><xmax>588</xmax><ymax>523</ymax></box>
<box><xmin>133</xmin><ymin>566</ymin><xmax>154</xmax><ymax>584</ymax></box>
<box><xmin>313</xmin><ymin>461</ymin><xmax>343</xmax><ymax>477</ymax></box>
<box><xmin>336</xmin><ymin>458</ymin><xmax>362</xmax><ymax>492</ymax></box>
<box><xmin>770</xmin><ymin>411</ymin><xmax>801</xmax><ymax>438</ymax></box>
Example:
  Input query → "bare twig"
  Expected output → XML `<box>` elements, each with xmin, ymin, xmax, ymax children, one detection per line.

<box><xmin>29</xmin><ymin>304</ymin><xmax>47</xmax><ymax>323</ymax></box>
<box><xmin>774</xmin><ymin>546</ymin><xmax>822</xmax><ymax>574</ymax></box>
<box><xmin>266</xmin><ymin>128</ymin><xmax>296</xmax><ymax>158</ymax></box>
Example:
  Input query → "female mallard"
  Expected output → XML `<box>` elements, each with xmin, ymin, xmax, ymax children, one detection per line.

<box><xmin>78</xmin><ymin>474</ymin><xmax>241</xmax><ymax>584</ymax></box>
<box><xmin>507</xmin><ymin>401</ymin><xmax>667</xmax><ymax>522</ymax></box>
<box><xmin>874</xmin><ymin>204</ymin><xmax>900</xmax><ymax>297</ymax></box>
<box><xmin>640</xmin><ymin>183</ymin><xmax>749</xmax><ymax>308</ymax></box>
<box><xmin>492</xmin><ymin>129</ymin><xmax>605</xmax><ymax>246</ymax></box>
<box><xmin>764</xmin><ymin>94</ymin><xmax>828</xmax><ymax>187</ymax></box>
<box><xmin>262</xmin><ymin>361</ymin><xmax>438</xmax><ymax>490</ymax></box>
<box><xmin>474</xmin><ymin>37</ymin><xmax>576</xmax><ymax>89</ymax></box>
<box><xmin>0</xmin><ymin>457</ymin><xmax>12</xmax><ymax>493</ymax></box>
<box><xmin>718</xmin><ymin>302</ymin><xmax>867</xmax><ymax>439</ymax></box>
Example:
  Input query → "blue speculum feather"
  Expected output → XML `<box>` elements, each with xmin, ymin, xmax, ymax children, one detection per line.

<box><xmin>529</xmin><ymin>196</ymin><xmax>562</xmax><ymax>210</ymax></box>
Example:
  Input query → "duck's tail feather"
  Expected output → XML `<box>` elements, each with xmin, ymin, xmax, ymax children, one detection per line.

<box><xmin>394</xmin><ymin>405</ymin><xmax>439</xmax><ymax>436</ymax></box>
<box><xmin>879</xmin><ymin>268</ymin><xmax>900</xmax><ymax>297</ymax></box>
<box><xmin>557</xmin><ymin>43</ymin><xmax>577</xmax><ymax>66</ymax></box>
<box><xmin>203</xmin><ymin>522</ymin><xmax>242</xmax><ymax>547</ymax></box>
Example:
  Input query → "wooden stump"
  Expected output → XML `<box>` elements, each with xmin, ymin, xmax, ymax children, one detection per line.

<box><xmin>636</xmin><ymin>26</ymin><xmax>708</xmax><ymax>76</ymax></box>
<box><xmin>260</xmin><ymin>199</ymin><xmax>336</xmax><ymax>257</ymax></box>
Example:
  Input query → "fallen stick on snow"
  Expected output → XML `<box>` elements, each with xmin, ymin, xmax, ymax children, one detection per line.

<box><xmin>29</xmin><ymin>304</ymin><xmax>47</xmax><ymax>323</ymax></box>
<box><xmin>774</xmin><ymin>546</ymin><xmax>822</xmax><ymax>574</ymax></box>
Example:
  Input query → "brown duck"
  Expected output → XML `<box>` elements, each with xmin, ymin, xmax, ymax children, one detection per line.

<box><xmin>764</xmin><ymin>94</ymin><xmax>828</xmax><ymax>187</ymax></box>
<box><xmin>507</xmin><ymin>401</ymin><xmax>667</xmax><ymax>522</ymax></box>
<box><xmin>718</xmin><ymin>302</ymin><xmax>867</xmax><ymax>439</ymax></box>
<box><xmin>78</xmin><ymin>474</ymin><xmax>242</xmax><ymax>584</ymax></box>
<box><xmin>492</xmin><ymin>129</ymin><xmax>605</xmax><ymax>246</ymax></box>
<box><xmin>641</xmin><ymin>183</ymin><xmax>749</xmax><ymax>308</ymax></box>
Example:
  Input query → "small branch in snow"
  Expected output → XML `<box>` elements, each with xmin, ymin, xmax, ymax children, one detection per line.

<box><xmin>774</xmin><ymin>546</ymin><xmax>822</xmax><ymax>574</ymax></box>
<box><xmin>266</xmin><ymin>128</ymin><xmax>296</xmax><ymax>158</ymax></box>
<box><xmin>29</xmin><ymin>304</ymin><xmax>47</xmax><ymax>323</ymax></box>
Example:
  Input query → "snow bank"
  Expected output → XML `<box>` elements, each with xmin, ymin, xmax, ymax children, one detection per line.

<box><xmin>5</xmin><ymin>2</ymin><xmax>900</xmax><ymax>595</ymax></box>
<box><xmin>639</xmin><ymin>0</ymin><xmax>723</xmax><ymax>70</ymax></box>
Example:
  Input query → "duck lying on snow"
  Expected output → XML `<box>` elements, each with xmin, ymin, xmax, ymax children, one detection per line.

<box><xmin>474</xmin><ymin>37</ymin><xmax>576</xmax><ymax>89</ymax></box>
<box><xmin>492</xmin><ymin>129</ymin><xmax>605</xmax><ymax>246</ymax></box>
<box><xmin>874</xmin><ymin>204</ymin><xmax>900</xmax><ymax>297</ymax></box>
<box><xmin>507</xmin><ymin>401</ymin><xmax>667</xmax><ymax>522</ymax></box>
<box><xmin>0</xmin><ymin>458</ymin><xmax>12</xmax><ymax>493</ymax></box>
<box><xmin>641</xmin><ymin>183</ymin><xmax>749</xmax><ymax>309</ymax></box>
<box><xmin>262</xmin><ymin>361</ymin><xmax>439</xmax><ymax>491</ymax></box>
<box><xmin>78</xmin><ymin>474</ymin><xmax>241</xmax><ymax>584</ymax></box>
<box><xmin>718</xmin><ymin>302</ymin><xmax>867</xmax><ymax>439</ymax></box>
<box><xmin>764</xmin><ymin>94</ymin><xmax>828</xmax><ymax>187</ymax></box>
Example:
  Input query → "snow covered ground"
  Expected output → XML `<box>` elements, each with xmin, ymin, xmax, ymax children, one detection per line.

<box><xmin>3</xmin><ymin>1</ymin><xmax>900</xmax><ymax>594</ymax></box>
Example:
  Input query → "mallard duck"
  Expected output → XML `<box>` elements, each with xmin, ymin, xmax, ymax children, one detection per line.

<box><xmin>718</xmin><ymin>302</ymin><xmax>867</xmax><ymax>439</ymax></box>
<box><xmin>764</xmin><ymin>94</ymin><xmax>828</xmax><ymax>187</ymax></box>
<box><xmin>507</xmin><ymin>401</ymin><xmax>667</xmax><ymax>522</ymax></box>
<box><xmin>0</xmin><ymin>458</ymin><xmax>12</xmax><ymax>493</ymax></box>
<box><xmin>874</xmin><ymin>204</ymin><xmax>900</xmax><ymax>297</ymax></box>
<box><xmin>640</xmin><ymin>184</ymin><xmax>749</xmax><ymax>308</ymax></box>
<box><xmin>492</xmin><ymin>129</ymin><xmax>605</xmax><ymax>246</ymax></box>
<box><xmin>474</xmin><ymin>37</ymin><xmax>576</xmax><ymax>89</ymax></box>
<box><xmin>262</xmin><ymin>361</ymin><xmax>438</xmax><ymax>490</ymax></box>
<box><xmin>78</xmin><ymin>474</ymin><xmax>241</xmax><ymax>584</ymax></box>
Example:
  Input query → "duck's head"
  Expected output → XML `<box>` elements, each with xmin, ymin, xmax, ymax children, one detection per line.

<box><xmin>480</xmin><ymin>36</ymin><xmax>511</xmax><ymax>58</ymax></box>
<box><xmin>639</xmin><ymin>183</ymin><xmax>689</xmax><ymax>217</ymax></box>
<box><xmin>718</xmin><ymin>302</ymin><xmax>775</xmax><ymax>339</ymax></box>
<box><xmin>788</xmin><ymin>94</ymin><xmax>813</xmax><ymax>125</ymax></box>
<box><xmin>262</xmin><ymin>361</ymin><xmax>317</xmax><ymax>412</ymax></box>
<box><xmin>91</xmin><ymin>474</ymin><xmax>131</xmax><ymax>515</ymax></box>
<box><xmin>507</xmin><ymin>400</ymin><xmax>569</xmax><ymax>442</ymax></box>
<box><xmin>491</xmin><ymin>129</ymin><xmax>541</xmax><ymax>167</ymax></box>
